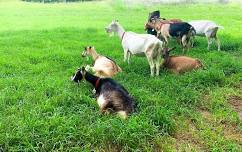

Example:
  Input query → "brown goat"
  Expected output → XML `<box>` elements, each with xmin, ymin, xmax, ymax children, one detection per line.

<box><xmin>161</xmin><ymin>47</ymin><xmax>203</xmax><ymax>74</ymax></box>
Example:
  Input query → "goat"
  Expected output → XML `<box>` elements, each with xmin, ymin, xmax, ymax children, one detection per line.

<box><xmin>188</xmin><ymin>20</ymin><xmax>223</xmax><ymax>51</ymax></box>
<box><xmin>81</xmin><ymin>46</ymin><xmax>122</xmax><ymax>78</ymax></box>
<box><xmin>161</xmin><ymin>47</ymin><xmax>203</xmax><ymax>74</ymax></box>
<box><xmin>71</xmin><ymin>67</ymin><xmax>135</xmax><ymax>119</ymax></box>
<box><xmin>147</xmin><ymin>10</ymin><xmax>160</xmax><ymax>35</ymax></box>
<box><xmin>145</xmin><ymin>18</ymin><xmax>182</xmax><ymax>36</ymax></box>
<box><xmin>148</xmin><ymin>10</ymin><xmax>160</xmax><ymax>22</ymax></box>
<box><xmin>105</xmin><ymin>20</ymin><xmax>164</xmax><ymax>77</ymax></box>
<box><xmin>146</xmin><ymin>10</ymin><xmax>182</xmax><ymax>36</ymax></box>
<box><xmin>147</xmin><ymin>18</ymin><xmax>195</xmax><ymax>53</ymax></box>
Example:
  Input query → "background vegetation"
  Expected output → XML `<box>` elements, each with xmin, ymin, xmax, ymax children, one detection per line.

<box><xmin>0</xmin><ymin>0</ymin><xmax>241</xmax><ymax>151</ymax></box>
<box><xmin>21</xmin><ymin>0</ymin><xmax>95</xmax><ymax>2</ymax></box>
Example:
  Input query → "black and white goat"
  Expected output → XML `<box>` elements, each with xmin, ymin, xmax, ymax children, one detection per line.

<box><xmin>148</xmin><ymin>18</ymin><xmax>195</xmax><ymax>53</ymax></box>
<box><xmin>71</xmin><ymin>67</ymin><xmax>135</xmax><ymax>119</ymax></box>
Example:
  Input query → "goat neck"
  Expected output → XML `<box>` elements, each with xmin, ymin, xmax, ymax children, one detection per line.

<box><xmin>84</xmin><ymin>71</ymin><xmax>100</xmax><ymax>89</ymax></box>
<box><xmin>146</xmin><ymin>22</ymin><xmax>155</xmax><ymax>29</ymax></box>
<box><xmin>90</xmin><ymin>49</ymin><xmax>99</xmax><ymax>61</ymax></box>
<box><xmin>116</xmin><ymin>23</ymin><xmax>126</xmax><ymax>41</ymax></box>
<box><xmin>163</xmin><ymin>56</ymin><xmax>171</xmax><ymax>67</ymax></box>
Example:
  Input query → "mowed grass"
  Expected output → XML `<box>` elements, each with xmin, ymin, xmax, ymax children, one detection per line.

<box><xmin>0</xmin><ymin>1</ymin><xmax>241</xmax><ymax>151</ymax></box>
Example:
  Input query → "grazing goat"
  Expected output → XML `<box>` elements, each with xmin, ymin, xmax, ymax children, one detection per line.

<box><xmin>147</xmin><ymin>18</ymin><xmax>194</xmax><ymax>53</ymax></box>
<box><xmin>161</xmin><ymin>47</ymin><xmax>203</xmax><ymax>74</ymax></box>
<box><xmin>81</xmin><ymin>46</ymin><xmax>122</xmax><ymax>78</ymax></box>
<box><xmin>188</xmin><ymin>20</ymin><xmax>223</xmax><ymax>51</ymax></box>
<box><xmin>71</xmin><ymin>67</ymin><xmax>135</xmax><ymax>119</ymax></box>
<box><xmin>105</xmin><ymin>20</ymin><xmax>164</xmax><ymax>76</ymax></box>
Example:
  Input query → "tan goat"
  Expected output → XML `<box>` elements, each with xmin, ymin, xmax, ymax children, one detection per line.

<box><xmin>161</xmin><ymin>47</ymin><xmax>203</xmax><ymax>74</ymax></box>
<box><xmin>82</xmin><ymin>46</ymin><xmax>122</xmax><ymax>78</ymax></box>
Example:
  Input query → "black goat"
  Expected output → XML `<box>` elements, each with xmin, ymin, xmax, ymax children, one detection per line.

<box><xmin>71</xmin><ymin>67</ymin><xmax>135</xmax><ymax>119</ymax></box>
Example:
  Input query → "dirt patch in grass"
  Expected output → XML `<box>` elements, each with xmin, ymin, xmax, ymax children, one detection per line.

<box><xmin>199</xmin><ymin>107</ymin><xmax>242</xmax><ymax>145</ymax></box>
<box><xmin>229</xmin><ymin>96</ymin><xmax>242</xmax><ymax>121</ymax></box>
<box><xmin>223</xmin><ymin>123</ymin><xmax>242</xmax><ymax>144</ymax></box>
<box><xmin>174</xmin><ymin>120</ymin><xmax>207</xmax><ymax>151</ymax></box>
<box><xmin>199</xmin><ymin>108</ymin><xmax>213</xmax><ymax>120</ymax></box>
<box><xmin>175</xmin><ymin>132</ymin><xmax>205</xmax><ymax>151</ymax></box>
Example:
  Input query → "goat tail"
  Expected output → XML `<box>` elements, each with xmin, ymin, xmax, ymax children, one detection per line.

<box><xmin>208</xmin><ymin>25</ymin><xmax>224</xmax><ymax>32</ymax></box>
<box><xmin>188</xmin><ymin>26</ymin><xmax>196</xmax><ymax>37</ymax></box>
<box><xmin>216</xmin><ymin>25</ymin><xmax>224</xmax><ymax>30</ymax></box>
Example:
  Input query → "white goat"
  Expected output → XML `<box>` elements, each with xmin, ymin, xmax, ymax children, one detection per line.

<box><xmin>188</xmin><ymin>20</ymin><xmax>223</xmax><ymax>51</ymax></box>
<box><xmin>105</xmin><ymin>20</ymin><xmax>164</xmax><ymax>76</ymax></box>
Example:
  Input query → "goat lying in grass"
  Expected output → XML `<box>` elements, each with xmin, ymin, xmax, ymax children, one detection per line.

<box><xmin>188</xmin><ymin>20</ymin><xmax>223</xmax><ymax>51</ymax></box>
<box><xmin>161</xmin><ymin>47</ymin><xmax>203</xmax><ymax>74</ymax></box>
<box><xmin>81</xmin><ymin>46</ymin><xmax>122</xmax><ymax>78</ymax></box>
<box><xmin>71</xmin><ymin>67</ymin><xmax>135</xmax><ymax>119</ymax></box>
<box><xmin>105</xmin><ymin>20</ymin><xmax>164</xmax><ymax>77</ymax></box>
<box><xmin>146</xmin><ymin>18</ymin><xmax>194</xmax><ymax>53</ymax></box>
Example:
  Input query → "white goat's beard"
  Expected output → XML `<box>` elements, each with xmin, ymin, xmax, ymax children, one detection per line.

<box><xmin>70</xmin><ymin>76</ymin><xmax>75</xmax><ymax>81</ymax></box>
<box><xmin>109</xmin><ymin>32</ymin><xmax>114</xmax><ymax>37</ymax></box>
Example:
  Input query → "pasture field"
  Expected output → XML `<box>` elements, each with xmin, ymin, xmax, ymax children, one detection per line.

<box><xmin>0</xmin><ymin>0</ymin><xmax>241</xmax><ymax>151</ymax></box>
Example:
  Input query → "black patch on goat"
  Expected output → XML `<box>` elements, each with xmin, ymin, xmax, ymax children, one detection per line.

<box><xmin>147</xmin><ymin>28</ymin><xmax>157</xmax><ymax>35</ymax></box>
<box><xmin>147</xmin><ymin>10</ymin><xmax>160</xmax><ymax>36</ymax></box>
<box><xmin>148</xmin><ymin>10</ymin><xmax>160</xmax><ymax>22</ymax></box>
<box><xmin>169</xmin><ymin>22</ymin><xmax>193</xmax><ymax>37</ymax></box>
<box><xmin>104</xmin><ymin>56</ymin><xmax>117</xmax><ymax>65</ymax></box>
<box><xmin>97</xmin><ymin>78</ymin><xmax>135</xmax><ymax>113</ymax></box>
<box><xmin>71</xmin><ymin>70</ymin><xmax>83</xmax><ymax>83</ymax></box>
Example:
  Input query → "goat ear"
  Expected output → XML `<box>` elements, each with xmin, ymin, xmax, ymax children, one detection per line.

<box><xmin>168</xmin><ymin>47</ymin><xmax>176</xmax><ymax>52</ymax></box>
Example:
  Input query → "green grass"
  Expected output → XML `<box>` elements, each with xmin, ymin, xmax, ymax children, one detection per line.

<box><xmin>0</xmin><ymin>0</ymin><xmax>241</xmax><ymax>151</ymax></box>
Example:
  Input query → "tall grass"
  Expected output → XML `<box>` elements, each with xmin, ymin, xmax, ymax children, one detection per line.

<box><xmin>0</xmin><ymin>0</ymin><xmax>241</xmax><ymax>151</ymax></box>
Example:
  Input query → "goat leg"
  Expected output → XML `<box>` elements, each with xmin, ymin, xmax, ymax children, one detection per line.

<box><xmin>215</xmin><ymin>36</ymin><xmax>221</xmax><ymax>51</ymax></box>
<box><xmin>207</xmin><ymin>37</ymin><xmax>212</xmax><ymax>50</ymax></box>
